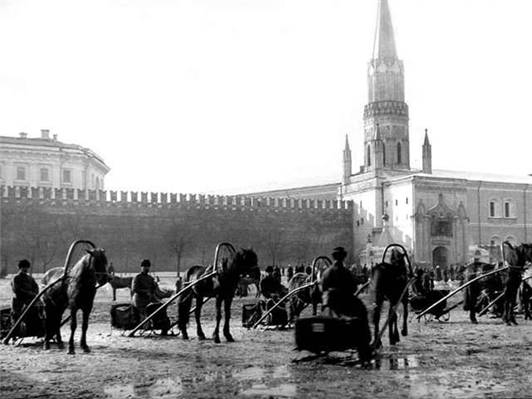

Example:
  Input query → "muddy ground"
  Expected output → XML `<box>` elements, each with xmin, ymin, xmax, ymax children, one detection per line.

<box><xmin>0</xmin><ymin>278</ymin><xmax>531</xmax><ymax>399</ymax></box>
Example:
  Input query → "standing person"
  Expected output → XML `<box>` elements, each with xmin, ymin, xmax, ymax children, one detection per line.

<box><xmin>11</xmin><ymin>259</ymin><xmax>39</xmax><ymax>320</ymax></box>
<box><xmin>287</xmin><ymin>266</ymin><xmax>294</xmax><ymax>281</ymax></box>
<box><xmin>320</xmin><ymin>247</ymin><xmax>372</xmax><ymax>365</ymax></box>
<box><xmin>463</xmin><ymin>258</ymin><xmax>482</xmax><ymax>324</ymax></box>
<box><xmin>131</xmin><ymin>259</ymin><xmax>158</xmax><ymax>321</ymax></box>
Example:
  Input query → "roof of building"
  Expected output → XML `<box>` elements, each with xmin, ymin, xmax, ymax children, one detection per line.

<box><xmin>388</xmin><ymin>168</ymin><xmax>532</xmax><ymax>185</ymax></box>
<box><xmin>0</xmin><ymin>134</ymin><xmax>110</xmax><ymax>171</ymax></box>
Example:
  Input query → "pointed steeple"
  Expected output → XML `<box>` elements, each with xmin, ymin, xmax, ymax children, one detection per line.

<box><xmin>372</xmin><ymin>0</ymin><xmax>398</xmax><ymax>61</ymax></box>
<box><xmin>343</xmin><ymin>134</ymin><xmax>352</xmax><ymax>184</ymax></box>
<box><xmin>423</xmin><ymin>128</ymin><xmax>431</xmax><ymax>146</ymax></box>
<box><xmin>422</xmin><ymin>128</ymin><xmax>432</xmax><ymax>174</ymax></box>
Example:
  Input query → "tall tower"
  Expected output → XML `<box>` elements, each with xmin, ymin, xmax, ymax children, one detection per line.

<box><xmin>363</xmin><ymin>0</ymin><xmax>410</xmax><ymax>172</ymax></box>
<box><xmin>343</xmin><ymin>134</ymin><xmax>352</xmax><ymax>184</ymax></box>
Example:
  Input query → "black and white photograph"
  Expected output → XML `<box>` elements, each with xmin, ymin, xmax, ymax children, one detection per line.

<box><xmin>1</xmin><ymin>0</ymin><xmax>531</xmax><ymax>398</ymax></box>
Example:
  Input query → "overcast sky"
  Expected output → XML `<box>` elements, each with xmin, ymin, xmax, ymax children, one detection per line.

<box><xmin>0</xmin><ymin>0</ymin><xmax>531</xmax><ymax>194</ymax></box>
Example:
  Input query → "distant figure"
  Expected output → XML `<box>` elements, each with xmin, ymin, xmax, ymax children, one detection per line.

<box><xmin>305</xmin><ymin>266</ymin><xmax>312</xmax><ymax>276</ymax></box>
<box><xmin>287</xmin><ymin>266</ymin><xmax>294</xmax><ymax>281</ymax></box>
<box><xmin>108</xmin><ymin>262</ymin><xmax>115</xmax><ymax>277</ymax></box>
<box><xmin>463</xmin><ymin>258</ymin><xmax>482</xmax><ymax>324</ymax></box>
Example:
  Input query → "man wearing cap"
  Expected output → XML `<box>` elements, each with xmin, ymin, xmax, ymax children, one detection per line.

<box><xmin>320</xmin><ymin>247</ymin><xmax>372</xmax><ymax>365</ymax></box>
<box><xmin>131</xmin><ymin>259</ymin><xmax>158</xmax><ymax>320</ymax></box>
<box><xmin>11</xmin><ymin>259</ymin><xmax>40</xmax><ymax>325</ymax></box>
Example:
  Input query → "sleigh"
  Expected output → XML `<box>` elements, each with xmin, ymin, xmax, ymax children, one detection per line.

<box><xmin>0</xmin><ymin>304</ymin><xmax>45</xmax><ymax>343</ymax></box>
<box><xmin>410</xmin><ymin>290</ymin><xmax>451</xmax><ymax>321</ymax></box>
<box><xmin>294</xmin><ymin>315</ymin><xmax>365</xmax><ymax>354</ymax></box>
<box><xmin>110</xmin><ymin>302</ymin><xmax>170</xmax><ymax>335</ymax></box>
<box><xmin>242</xmin><ymin>299</ymin><xmax>288</xmax><ymax>329</ymax></box>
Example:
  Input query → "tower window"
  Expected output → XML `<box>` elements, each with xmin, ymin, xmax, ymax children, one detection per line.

<box><xmin>395</xmin><ymin>199</ymin><xmax>398</xmax><ymax>206</ymax></box>
<box><xmin>406</xmin><ymin>197</ymin><xmax>409</xmax><ymax>204</ymax></box>
<box><xmin>397</xmin><ymin>142</ymin><xmax>402</xmax><ymax>164</ymax></box>
<box><xmin>367</xmin><ymin>145</ymin><xmax>371</xmax><ymax>166</ymax></box>
<box><xmin>383</xmin><ymin>145</ymin><xmax>386</xmax><ymax>166</ymax></box>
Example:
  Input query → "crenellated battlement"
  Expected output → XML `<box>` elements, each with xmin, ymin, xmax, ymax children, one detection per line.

<box><xmin>0</xmin><ymin>185</ymin><xmax>354</xmax><ymax>212</ymax></box>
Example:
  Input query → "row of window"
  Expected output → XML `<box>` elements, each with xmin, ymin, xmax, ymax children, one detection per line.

<box><xmin>489</xmin><ymin>200</ymin><xmax>514</xmax><ymax>218</ymax></box>
<box><xmin>1</xmin><ymin>165</ymin><xmax>73</xmax><ymax>184</ymax></box>
<box><xmin>385</xmin><ymin>197</ymin><xmax>408</xmax><ymax>208</ymax></box>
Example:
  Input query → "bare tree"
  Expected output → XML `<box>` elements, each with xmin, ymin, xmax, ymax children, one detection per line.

<box><xmin>167</xmin><ymin>213</ymin><xmax>197</xmax><ymax>277</ymax></box>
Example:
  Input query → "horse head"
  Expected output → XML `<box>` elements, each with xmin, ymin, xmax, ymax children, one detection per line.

<box><xmin>87</xmin><ymin>248</ymin><xmax>109</xmax><ymax>286</ymax></box>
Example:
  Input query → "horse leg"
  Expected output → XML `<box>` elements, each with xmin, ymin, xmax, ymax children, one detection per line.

<box><xmin>195</xmin><ymin>296</ymin><xmax>206</xmax><ymax>340</ymax></box>
<box><xmin>55</xmin><ymin>312</ymin><xmax>64</xmax><ymax>350</ymax></box>
<box><xmin>389</xmin><ymin>308</ymin><xmax>398</xmax><ymax>345</ymax></box>
<box><xmin>43</xmin><ymin>306</ymin><xmax>53</xmax><ymax>350</ymax></box>
<box><xmin>223</xmin><ymin>296</ymin><xmax>234</xmax><ymax>342</ymax></box>
<box><xmin>371</xmin><ymin>298</ymin><xmax>383</xmax><ymax>349</ymax></box>
<box><xmin>80</xmin><ymin>309</ymin><xmax>91</xmax><ymax>353</ymax></box>
<box><xmin>401</xmin><ymin>297</ymin><xmax>408</xmax><ymax>337</ymax></box>
<box><xmin>113</xmin><ymin>287</ymin><xmax>116</xmax><ymax>302</ymax></box>
<box><xmin>177</xmin><ymin>292</ymin><xmax>193</xmax><ymax>340</ymax></box>
<box><xmin>68</xmin><ymin>308</ymin><xmax>77</xmax><ymax>355</ymax></box>
<box><xmin>212</xmin><ymin>296</ymin><xmax>223</xmax><ymax>344</ymax></box>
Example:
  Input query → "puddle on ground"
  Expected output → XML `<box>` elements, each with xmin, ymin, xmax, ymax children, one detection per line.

<box><xmin>104</xmin><ymin>365</ymin><xmax>292</xmax><ymax>398</ymax></box>
<box><xmin>104</xmin><ymin>377</ymin><xmax>183</xmax><ymax>399</ymax></box>
<box><xmin>374</xmin><ymin>355</ymin><xmax>419</xmax><ymax>370</ymax></box>
<box><xmin>240</xmin><ymin>383</ymin><xmax>297</xmax><ymax>397</ymax></box>
<box><xmin>408</xmin><ymin>369</ymin><xmax>511</xmax><ymax>399</ymax></box>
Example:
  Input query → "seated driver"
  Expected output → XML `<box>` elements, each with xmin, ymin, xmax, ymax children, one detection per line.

<box><xmin>131</xmin><ymin>259</ymin><xmax>158</xmax><ymax>320</ymax></box>
<box><xmin>260</xmin><ymin>266</ymin><xmax>288</xmax><ymax>304</ymax></box>
<box><xmin>11</xmin><ymin>259</ymin><xmax>42</xmax><ymax>333</ymax></box>
<box><xmin>320</xmin><ymin>247</ymin><xmax>372</xmax><ymax>365</ymax></box>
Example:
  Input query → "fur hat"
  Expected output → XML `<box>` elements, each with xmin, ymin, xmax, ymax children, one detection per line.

<box><xmin>332</xmin><ymin>247</ymin><xmax>347</xmax><ymax>260</ymax></box>
<box><xmin>140</xmin><ymin>259</ymin><xmax>151</xmax><ymax>267</ymax></box>
<box><xmin>18</xmin><ymin>259</ymin><xmax>30</xmax><ymax>269</ymax></box>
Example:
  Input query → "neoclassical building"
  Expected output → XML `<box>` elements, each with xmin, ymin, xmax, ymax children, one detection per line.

<box><xmin>249</xmin><ymin>0</ymin><xmax>532</xmax><ymax>267</ymax></box>
<box><xmin>0</xmin><ymin>129</ymin><xmax>109</xmax><ymax>191</ymax></box>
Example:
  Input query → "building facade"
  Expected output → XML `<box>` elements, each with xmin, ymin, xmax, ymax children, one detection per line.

<box><xmin>0</xmin><ymin>129</ymin><xmax>109</xmax><ymax>191</ymax></box>
<box><xmin>340</xmin><ymin>0</ymin><xmax>532</xmax><ymax>266</ymax></box>
<box><xmin>248</xmin><ymin>0</ymin><xmax>532</xmax><ymax>267</ymax></box>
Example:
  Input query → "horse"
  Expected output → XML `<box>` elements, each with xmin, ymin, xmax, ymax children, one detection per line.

<box><xmin>177</xmin><ymin>248</ymin><xmax>258</xmax><ymax>343</ymax></box>
<box><xmin>287</xmin><ymin>272</ymin><xmax>320</xmax><ymax>323</ymax></box>
<box><xmin>42</xmin><ymin>248</ymin><xmax>108</xmax><ymax>354</ymax></box>
<box><xmin>369</xmin><ymin>248</ymin><xmax>410</xmax><ymax>348</ymax></box>
<box><xmin>108</xmin><ymin>275</ymin><xmax>133</xmax><ymax>301</ymax></box>
<box><xmin>503</xmin><ymin>242</ymin><xmax>532</xmax><ymax>325</ymax></box>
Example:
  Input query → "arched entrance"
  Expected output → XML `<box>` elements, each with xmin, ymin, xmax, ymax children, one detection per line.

<box><xmin>432</xmin><ymin>246</ymin><xmax>449</xmax><ymax>268</ymax></box>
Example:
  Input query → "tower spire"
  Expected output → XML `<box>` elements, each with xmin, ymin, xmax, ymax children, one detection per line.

<box><xmin>372</xmin><ymin>0</ymin><xmax>398</xmax><ymax>61</ymax></box>
<box><xmin>343</xmin><ymin>134</ymin><xmax>352</xmax><ymax>184</ymax></box>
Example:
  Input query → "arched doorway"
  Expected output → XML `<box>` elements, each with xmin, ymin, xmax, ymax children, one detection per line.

<box><xmin>432</xmin><ymin>246</ymin><xmax>449</xmax><ymax>268</ymax></box>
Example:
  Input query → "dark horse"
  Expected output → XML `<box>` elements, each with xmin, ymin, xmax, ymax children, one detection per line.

<box><xmin>177</xmin><ymin>248</ymin><xmax>258</xmax><ymax>343</ymax></box>
<box><xmin>370</xmin><ymin>248</ymin><xmax>410</xmax><ymax>348</ymax></box>
<box><xmin>503</xmin><ymin>242</ymin><xmax>532</xmax><ymax>325</ymax></box>
<box><xmin>42</xmin><ymin>249</ymin><xmax>108</xmax><ymax>354</ymax></box>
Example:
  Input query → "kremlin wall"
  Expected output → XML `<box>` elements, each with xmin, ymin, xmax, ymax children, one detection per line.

<box><xmin>0</xmin><ymin>185</ymin><xmax>354</xmax><ymax>274</ymax></box>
